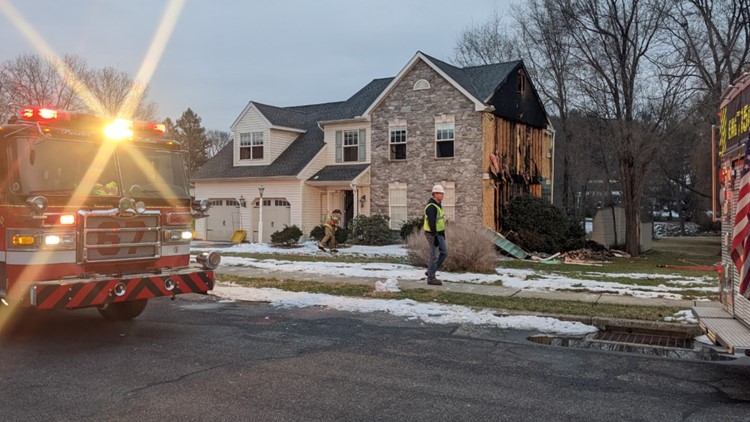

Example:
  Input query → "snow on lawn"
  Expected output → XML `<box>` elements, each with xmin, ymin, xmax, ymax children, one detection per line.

<box><xmin>211</xmin><ymin>284</ymin><xmax>599</xmax><ymax>336</ymax></box>
<box><xmin>192</xmin><ymin>240</ymin><xmax>408</xmax><ymax>257</ymax></box>
<box><xmin>209</xmin><ymin>256</ymin><xmax>714</xmax><ymax>300</ymax></box>
<box><xmin>193</xmin><ymin>241</ymin><xmax>716</xmax><ymax>300</ymax></box>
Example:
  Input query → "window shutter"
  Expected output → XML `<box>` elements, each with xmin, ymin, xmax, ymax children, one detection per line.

<box><xmin>335</xmin><ymin>130</ymin><xmax>342</xmax><ymax>163</ymax></box>
<box><xmin>358</xmin><ymin>129</ymin><xmax>366</xmax><ymax>162</ymax></box>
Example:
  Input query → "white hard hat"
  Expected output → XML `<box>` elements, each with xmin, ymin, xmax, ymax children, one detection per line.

<box><xmin>432</xmin><ymin>184</ymin><xmax>445</xmax><ymax>194</ymax></box>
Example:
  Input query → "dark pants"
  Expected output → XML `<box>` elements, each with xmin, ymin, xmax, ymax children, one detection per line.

<box><xmin>425</xmin><ymin>232</ymin><xmax>447</xmax><ymax>280</ymax></box>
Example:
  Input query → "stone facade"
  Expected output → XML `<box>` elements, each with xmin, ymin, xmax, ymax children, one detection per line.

<box><xmin>369</xmin><ymin>60</ymin><xmax>484</xmax><ymax>228</ymax></box>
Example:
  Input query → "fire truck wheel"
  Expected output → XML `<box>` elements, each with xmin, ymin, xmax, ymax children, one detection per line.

<box><xmin>97</xmin><ymin>299</ymin><xmax>148</xmax><ymax>321</ymax></box>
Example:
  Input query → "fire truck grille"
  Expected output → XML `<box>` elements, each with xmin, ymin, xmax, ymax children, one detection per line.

<box><xmin>81</xmin><ymin>213</ymin><xmax>161</xmax><ymax>263</ymax></box>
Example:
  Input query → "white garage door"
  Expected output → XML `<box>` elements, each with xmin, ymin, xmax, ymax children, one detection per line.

<box><xmin>254</xmin><ymin>198</ymin><xmax>291</xmax><ymax>243</ymax></box>
<box><xmin>206</xmin><ymin>199</ymin><xmax>240</xmax><ymax>241</ymax></box>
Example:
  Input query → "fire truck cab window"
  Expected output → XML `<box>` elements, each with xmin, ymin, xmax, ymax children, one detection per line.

<box><xmin>118</xmin><ymin>146</ymin><xmax>189</xmax><ymax>199</ymax></box>
<box><xmin>12</xmin><ymin>138</ymin><xmax>118</xmax><ymax>196</ymax></box>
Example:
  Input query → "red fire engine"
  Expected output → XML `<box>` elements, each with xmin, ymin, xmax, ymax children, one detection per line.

<box><xmin>0</xmin><ymin>107</ymin><xmax>220</xmax><ymax>320</ymax></box>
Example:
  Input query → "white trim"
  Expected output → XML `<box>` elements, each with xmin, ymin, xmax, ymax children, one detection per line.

<box><xmin>270</xmin><ymin>125</ymin><xmax>306</xmax><ymax>134</ymax></box>
<box><xmin>6</xmin><ymin>250</ymin><xmax>76</xmax><ymax>265</ymax></box>
<box><xmin>231</xmin><ymin>102</ymin><xmax>272</xmax><ymax>131</ymax></box>
<box><xmin>362</xmin><ymin>52</ymin><xmax>486</xmax><ymax>118</ymax></box>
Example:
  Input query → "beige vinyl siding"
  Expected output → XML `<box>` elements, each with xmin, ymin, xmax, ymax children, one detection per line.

<box><xmin>323</xmin><ymin>122</ymin><xmax>371</xmax><ymax>164</ymax></box>
<box><xmin>233</xmin><ymin>107</ymin><xmax>270</xmax><ymax>167</ymax></box>
<box><xmin>270</xmin><ymin>128</ymin><xmax>299</xmax><ymax>163</ymax></box>
<box><xmin>194</xmin><ymin>179</ymin><xmax>301</xmax><ymax>240</ymax></box>
<box><xmin>300</xmin><ymin>185</ymin><xmax>324</xmax><ymax>236</ymax></box>
<box><xmin>297</xmin><ymin>149</ymin><xmax>328</xmax><ymax>236</ymax></box>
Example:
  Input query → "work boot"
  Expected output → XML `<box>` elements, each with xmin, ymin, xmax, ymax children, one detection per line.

<box><xmin>427</xmin><ymin>278</ymin><xmax>442</xmax><ymax>286</ymax></box>
<box><xmin>318</xmin><ymin>244</ymin><xmax>326</xmax><ymax>252</ymax></box>
<box><xmin>331</xmin><ymin>249</ymin><xmax>338</xmax><ymax>253</ymax></box>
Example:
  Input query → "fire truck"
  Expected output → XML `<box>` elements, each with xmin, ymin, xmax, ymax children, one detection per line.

<box><xmin>0</xmin><ymin>107</ymin><xmax>220</xmax><ymax>321</ymax></box>
<box><xmin>693</xmin><ymin>73</ymin><xmax>750</xmax><ymax>354</ymax></box>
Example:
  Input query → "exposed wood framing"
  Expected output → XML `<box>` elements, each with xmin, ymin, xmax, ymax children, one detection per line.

<box><xmin>481</xmin><ymin>112</ymin><xmax>553</xmax><ymax>232</ymax></box>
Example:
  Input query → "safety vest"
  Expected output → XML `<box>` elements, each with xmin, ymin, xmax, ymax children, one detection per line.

<box><xmin>423</xmin><ymin>202</ymin><xmax>445</xmax><ymax>232</ymax></box>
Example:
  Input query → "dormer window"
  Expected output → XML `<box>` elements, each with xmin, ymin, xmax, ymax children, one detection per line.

<box><xmin>240</xmin><ymin>131</ymin><xmax>264</xmax><ymax>160</ymax></box>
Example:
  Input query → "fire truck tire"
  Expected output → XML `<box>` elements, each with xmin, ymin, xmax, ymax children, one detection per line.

<box><xmin>97</xmin><ymin>299</ymin><xmax>148</xmax><ymax>321</ymax></box>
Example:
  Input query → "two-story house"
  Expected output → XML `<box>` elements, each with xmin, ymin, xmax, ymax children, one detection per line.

<box><xmin>192</xmin><ymin>51</ymin><xmax>553</xmax><ymax>242</ymax></box>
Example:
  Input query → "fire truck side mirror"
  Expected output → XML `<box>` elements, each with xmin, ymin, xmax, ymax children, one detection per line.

<box><xmin>26</xmin><ymin>196</ymin><xmax>48</xmax><ymax>215</ymax></box>
<box><xmin>191</xmin><ymin>199</ymin><xmax>210</xmax><ymax>213</ymax></box>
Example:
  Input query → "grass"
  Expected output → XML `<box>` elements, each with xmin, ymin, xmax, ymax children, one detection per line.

<box><xmin>499</xmin><ymin>236</ymin><xmax>721</xmax><ymax>282</ymax></box>
<box><xmin>218</xmin><ymin>275</ymin><xmax>684</xmax><ymax>322</ymax></box>
<box><xmin>218</xmin><ymin>251</ymin><xmax>408</xmax><ymax>265</ymax></box>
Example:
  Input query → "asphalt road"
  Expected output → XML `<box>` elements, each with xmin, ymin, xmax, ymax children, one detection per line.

<box><xmin>1</xmin><ymin>294</ymin><xmax>750</xmax><ymax>422</ymax></box>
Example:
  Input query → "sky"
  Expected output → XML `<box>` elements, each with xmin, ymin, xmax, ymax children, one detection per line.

<box><xmin>190</xmin><ymin>240</ymin><xmax>704</xmax><ymax>336</ymax></box>
<box><xmin>0</xmin><ymin>0</ymin><xmax>514</xmax><ymax>131</ymax></box>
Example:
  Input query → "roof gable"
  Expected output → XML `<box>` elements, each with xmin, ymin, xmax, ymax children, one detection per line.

<box><xmin>362</xmin><ymin>52</ymin><xmax>521</xmax><ymax>117</ymax></box>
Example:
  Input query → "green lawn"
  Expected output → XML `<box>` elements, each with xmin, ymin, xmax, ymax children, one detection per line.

<box><xmin>499</xmin><ymin>236</ymin><xmax>720</xmax><ymax>280</ymax></box>
<box><xmin>218</xmin><ymin>275</ymin><xmax>684</xmax><ymax>322</ymax></box>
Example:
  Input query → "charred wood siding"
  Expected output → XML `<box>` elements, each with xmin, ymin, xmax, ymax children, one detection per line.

<box><xmin>482</xmin><ymin>113</ymin><xmax>552</xmax><ymax>231</ymax></box>
<box><xmin>489</xmin><ymin>64</ymin><xmax>548</xmax><ymax>129</ymax></box>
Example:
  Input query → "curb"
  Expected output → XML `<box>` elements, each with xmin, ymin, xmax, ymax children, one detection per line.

<box><xmin>493</xmin><ymin>309</ymin><xmax>701</xmax><ymax>338</ymax></box>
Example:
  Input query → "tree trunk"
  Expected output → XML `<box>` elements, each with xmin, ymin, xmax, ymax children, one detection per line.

<box><xmin>621</xmin><ymin>157</ymin><xmax>641</xmax><ymax>255</ymax></box>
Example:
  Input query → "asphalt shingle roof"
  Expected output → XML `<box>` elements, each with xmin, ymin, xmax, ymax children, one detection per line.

<box><xmin>420</xmin><ymin>52</ymin><xmax>520</xmax><ymax>102</ymax></box>
<box><xmin>192</xmin><ymin>78</ymin><xmax>392</xmax><ymax>180</ymax></box>
<box><xmin>308</xmin><ymin>164</ymin><xmax>369</xmax><ymax>182</ymax></box>
<box><xmin>193</xmin><ymin>52</ymin><xmax>520</xmax><ymax>181</ymax></box>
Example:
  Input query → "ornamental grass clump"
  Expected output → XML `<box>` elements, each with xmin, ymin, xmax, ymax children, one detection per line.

<box><xmin>406</xmin><ymin>222</ymin><xmax>498</xmax><ymax>273</ymax></box>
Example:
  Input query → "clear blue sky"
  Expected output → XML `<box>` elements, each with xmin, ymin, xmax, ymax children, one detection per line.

<box><xmin>1</xmin><ymin>0</ymin><xmax>513</xmax><ymax>130</ymax></box>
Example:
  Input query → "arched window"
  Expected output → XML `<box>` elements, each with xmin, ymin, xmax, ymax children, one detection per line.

<box><xmin>413</xmin><ymin>79</ymin><xmax>431</xmax><ymax>90</ymax></box>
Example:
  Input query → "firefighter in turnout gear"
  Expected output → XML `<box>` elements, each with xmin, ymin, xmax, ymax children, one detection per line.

<box><xmin>424</xmin><ymin>185</ymin><xmax>447</xmax><ymax>285</ymax></box>
<box><xmin>319</xmin><ymin>209</ymin><xmax>342</xmax><ymax>253</ymax></box>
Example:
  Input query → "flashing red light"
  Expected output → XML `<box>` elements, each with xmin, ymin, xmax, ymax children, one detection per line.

<box><xmin>20</xmin><ymin>107</ymin><xmax>69</xmax><ymax>122</ymax></box>
<box><xmin>151</xmin><ymin>123</ymin><xmax>166</xmax><ymax>134</ymax></box>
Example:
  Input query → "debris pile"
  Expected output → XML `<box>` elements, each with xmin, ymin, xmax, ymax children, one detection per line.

<box><xmin>561</xmin><ymin>248</ymin><xmax>614</xmax><ymax>263</ymax></box>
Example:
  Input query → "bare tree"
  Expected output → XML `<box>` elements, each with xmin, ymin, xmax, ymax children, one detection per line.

<box><xmin>205</xmin><ymin>129</ymin><xmax>231</xmax><ymax>158</ymax></box>
<box><xmin>661</xmin><ymin>0</ymin><xmax>750</xmax><ymax>212</ymax></box>
<box><xmin>558</xmin><ymin>0</ymin><xmax>689</xmax><ymax>255</ymax></box>
<box><xmin>452</xmin><ymin>10</ymin><xmax>520</xmax><ymax>66</ymax></box>
<box><xmin>514</xmin><ymin>0</ymin><xmax>581</xmax><ymax>211</ymax></box>
<box><xmin>82</xmin><ymin>67</ymin><xmax>158</xmax><ymax>121</ymax></box>
<box><xmin>0</xmin><ymin>54</ymin><xmax>88</xmax><ymax>120</ymax></box>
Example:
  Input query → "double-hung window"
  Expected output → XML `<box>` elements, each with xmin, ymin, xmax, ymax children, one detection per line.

<box><xmin>441</xmin><ymin>181</ymin><xmax>456</xmax><ymax>221</ymax></box>
<box><xmin>343</xmin><ymin>130</ymin><xmax>359</xmax><ymax>162</ymax></box>
<box><xmin>388</xmin><ymin>182</ymin><xmax>407</xmax><ymax>230</ymax></box>
<box><xmin>435</xmin><ymin>123</ymin><xmax>454</xmax><ymax>158</ymax></box>
<box><xmin>240</xmin><ymin>131</ymin><xmax>264</xmax><ymax>160</ymax></box>
<box><xmin>390</xmin><ymin>126</ymin><xmax>407</xmax><ymax>160</ymax></box>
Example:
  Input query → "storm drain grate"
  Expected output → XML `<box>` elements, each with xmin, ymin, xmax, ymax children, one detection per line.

<box><xmin>593</xmin><ymin>331</ymin><xmax>692</xmax><ymax>349</ymax></box>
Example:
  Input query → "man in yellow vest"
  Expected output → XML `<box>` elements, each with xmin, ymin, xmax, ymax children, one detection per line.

<box><xmin>318</xmin><ymin>209</ymin><xmax>341</xmax><ymax>253</ymax></box>
<box><xmin>424</xmin><ymin>185</ymin><xmax>447</xmax><ymax>285</ymax></box>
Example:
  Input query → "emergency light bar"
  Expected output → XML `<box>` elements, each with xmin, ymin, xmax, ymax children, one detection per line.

<box><xmin>16</xmin><ymin>106</ymin><xmax>168</xmax><ymax>140</ymax></box>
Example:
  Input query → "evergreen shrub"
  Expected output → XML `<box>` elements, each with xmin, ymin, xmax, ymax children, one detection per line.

<box><xmin>503</xmin><ymin>195</ymin><xmax>585</xmax><ymax>254</ymax></box>
<box><xmin>349</xmin><ymin>214</ymin><xmax>398</xmax><ymax>245</ymax></box>
<box><xmin>399</xmin><ymin>216</ymin><xmax>424</xmax><ymax>240</ymax></box>
<box><xmin>270</xmin><ymin>225</ymin><xmax>303</xmax><ymax>246</ymax></box>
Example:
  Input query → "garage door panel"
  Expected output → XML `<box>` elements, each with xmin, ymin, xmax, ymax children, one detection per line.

<box><xmin>254</xmin><ymin>198</ymin><xmax>291</xmax><ymax>243</ymax></box>
<box><xmin>206</xmin><ymin>199</ymin><xmax>240</xmax><ymax>241</ymax></box>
